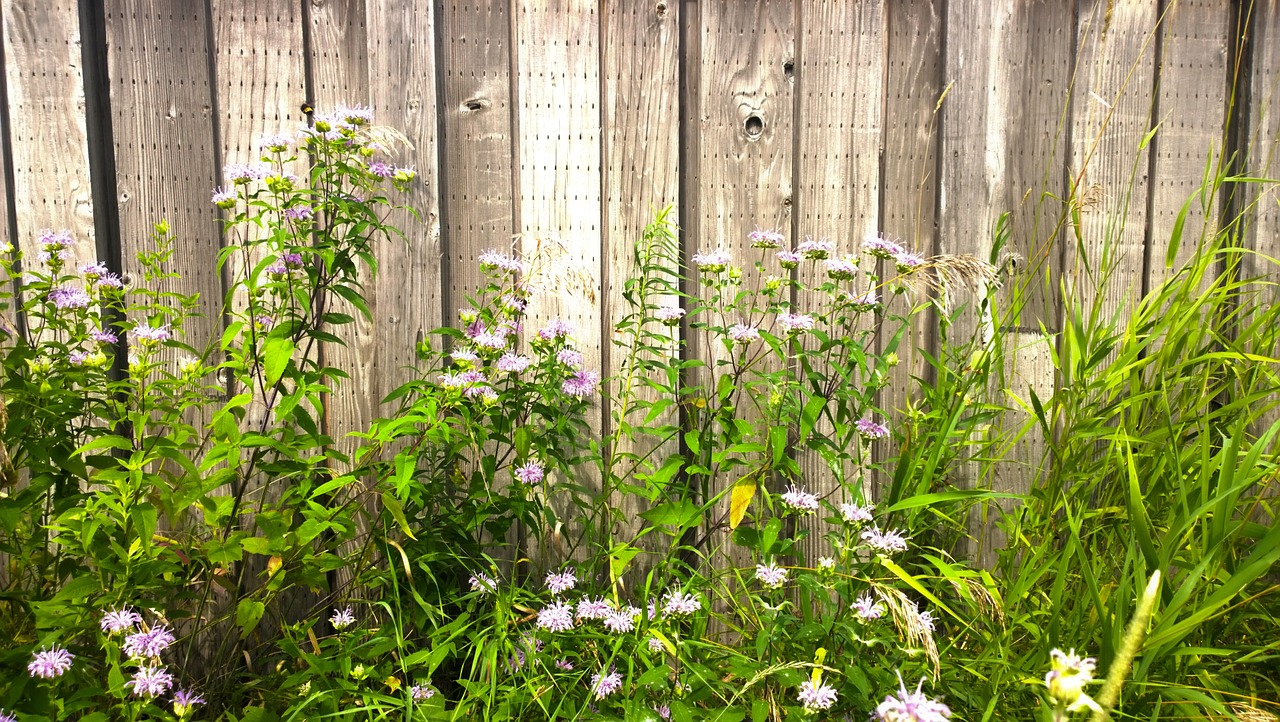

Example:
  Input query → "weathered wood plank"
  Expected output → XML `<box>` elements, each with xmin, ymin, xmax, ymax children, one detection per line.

<box><xmin>514</xmin><ymin>0</ymin><xmax>603</xmax><ymax>564</ymax></box>
<box><xmin>364</xmin><ymin>1</ymin><xmax>442</xmax><ymax>405</ymax></box>
<box><xmin>3</xmin><ymin>0</ymin><xmax>94</xmax><ymax>261</ymax></box>
<box><xmin>792</xmin><ymin>0</ymin><xmax>884</xmax><ymax>566</ymax></box>
<box><xmin>602</xmin><ymin>0</ymin><xmax>680</xmax><ymax>579</ymax></box>
<box><xmin>1241</xmin><ymin>0</ymin><xmax>1280</xmax><ymax>283</ymax></box>
<box><xmin>940</xmin><ymin>1</ymin><xmax>1073</xmax><ymax>562</ymax></box>
<box><xmin>691</xmin><ymin>0</ymin><xmax>794</xmax><ymax>571</ymax></box>
<box><xmin>879</xmin><ymin>0</ymin><xmax>942</xmax><ymax>501</ymax></box>
<box><xmin>1145</xmin><ymin>0</ymin><xmax>1230</xmax><ymax>292</ymax></box>
<box><xmin>438</xmin><ymin>1</ymin><xmax>515</xmax><ymax>329</ymax></box>
<box><xmin>106</xmin><ymin>1</ymin><xmax>223</xmax><ymax>351</ymax></box>
<box><xmin>1067</xmin><ymin>0</ymin><xmax>1158</xmax><ymax>321</ymax></box>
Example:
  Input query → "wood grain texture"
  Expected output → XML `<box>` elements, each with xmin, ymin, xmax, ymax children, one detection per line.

<box><xmin>515</xmin><ymin>0</ymin><xmax>603</xmax><ymax>565</ymax></box>
<box><xmin>106</xmin><ymin>1</ymin><xmax>223</xmax><ymax>351</ymax></box>
<box><xmin>940</xmin><ymin>1</ymin><xmax>1072</xmax><ymax>561</ymax></box>
<box><xmin>437</xmin><ymin>0</ymin><xmax>515</xmax><ymax>327</ymax></box>
<box><xmin>879</xmin><ymin>0</ymin><xmax>942</xmax><ymax>498</ymax></box>
<box><xmin>691</xmin><ymin>0</ymin><xmax>794</xmax><ymax>569</ymax></box>
<box><xmin>1242</xmin><ymin>0</ymin><xmax>1280</xmax><ymax>282</ymax></box>
<box><xmin>1067</xmin><ymin>0</ymin><xmax>1158</xmax><ymax>321</ymax></box>
<box><xmin>1145</xmin><ymin>0</ymin><xmax>1229</xmax><ymax>292</ymax></box>
<box><xmin>792</xmin><ymin>0</ymin><xmax>884</xmax><ymax>565</ymax></box>
<box><xmin>3</xmin><ymin>0</ymin><xmax>95</xmax><ymax>260</ymax></box>
<box><xmin>601</xmin><ymin>0</ymin><xmax>680</xmax><ymax>578</ymax></box>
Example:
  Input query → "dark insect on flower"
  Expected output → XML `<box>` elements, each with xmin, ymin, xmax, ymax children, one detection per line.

<box><xmin>300</xmin><ymin>102</ymin><xmax>314</xmax><ymax>115</ymax></box>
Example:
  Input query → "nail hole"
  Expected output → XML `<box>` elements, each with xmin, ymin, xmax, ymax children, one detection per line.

<box><xmin>783</xmin><ymin>59</ymin><xmax>794</xmax><ymax>79</ymax></box>
<box><xmin>744</xmin><ymin>114</ymin><xmax>764</xmax><ymax>139</ymax></box>
<box><xmin>462</xmin><ymin>98</ymin><xmax>489</xmax><ymax>112</ymax></box>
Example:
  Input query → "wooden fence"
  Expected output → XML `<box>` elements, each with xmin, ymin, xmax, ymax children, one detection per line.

<box><xmin>1</xmin><ymin>0</ymin><xmax>1278</xmax><ymax>541</ymax></box>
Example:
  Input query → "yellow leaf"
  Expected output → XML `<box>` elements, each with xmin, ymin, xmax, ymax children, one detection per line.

<box><xmin>267</xmin><ymin>556</ymin><xmax>282</xmax><ymax>576</ymax></box>
<box><xmin>729</xmin><ymin>477</ymin><xmax>756</xmax><ymax>530</ymax></box>
<box><xmin>384</xmin><ymin>676</ymin><xmax>402</xmax><ymax>692</ymax></box>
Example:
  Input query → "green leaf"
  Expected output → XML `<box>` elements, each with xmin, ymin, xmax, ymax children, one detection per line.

<box><xmin>799</xmin><ymin>395</ymin><xmax>826</xmax><ymax>444</ymax></box>
<box><xmin>382</xmin><ymin>492</ymin><xmax>418</xmax><ymax>541</ymax></box>
<box><xmin>263</xmin><ymin>336</ymin><xmax>295</xmax><ymax>386</ymax></box>
<box><xmin>236</xmin><ymin>599</ymin><xmax>266</xmax><ymax>638</ymax></box>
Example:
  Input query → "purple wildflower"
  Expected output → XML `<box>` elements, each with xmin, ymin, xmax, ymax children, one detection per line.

<box><xmin>173</xmin><ymin>689</ymin><xmax>205</xmax><ymax>716</ymax></box>
<box><xmin>874</xmin><ymin>676</ymin><xmax>951</xmax><ymax>721</ymax></box>
<box><xmin>576</xmin><ymin>597</ymin><xmax>612</xmax><ymax>621</ymax></box>
<box><xmin>857</xmin><ymin>418</ymin><xmax>890</xmax><ymax>440</ymax></box>
<box><xmin>330</xmin><ymin>607</ymin><xmax>356</xmax><ymax>630</ymax></box>
<box><xmin>894</xmin><ymin>250</ymin><xmax>925</xmax><ymax>273</ymax></box>
<box><xmin>27</xmin><ymin>646</ymin><xmax>73</xmax><ymax>679</ymax></box>
<box><xmin>451</xmin><ymin>348</ymin><xmax>479</xmax><ymax>367</ymax></box>
<box><xmin>825</xmin><ymin>255</ymin><xmax>860</xmax><ymax>281</ymax></box>
<box><xmin>647</xmin><ymin>636</ymin><xmax>665</xmax><ymax>653</ymax></box>
<box><xmin>212</xmin><ymin>186</ymin><xmax>237</xmax><ymax>208</ymax></box>
<box><xmin>917</xmin><ymin>606</ymin><xmax>937</xmax><ymax>633</ymax></box>
<box><xmin>860</xmin><ymin>526</ymin><xmax>910</xmax><ymax>555</ymax></box>
<box><xmin>0</xmin><ymin>710</ymin><xmax>17</xmax><ymax>722</ymax></box>
<box><xmin>780</xmin><ymin>484</ymin><xmax>820</xmax><ymax>514</ymax></box>
<box><xmin>748</xmin><ymin>228</ymin><xmax>785</xmax><ymax>249</ymax></box>
<box><xmin>514</xmin><ymin>461</ymin><xmax>544</xmax><ymax>485</ymax></box>
<box><xmin>545</xmin><ymin>568</ymin><xmax>577</xmax><ymax>595</ymax></box>
<box><xmin>602</xmin><ymin>606</ymin><xmax>639</xmax><ymax>634</ymax></box>
<box><xmin>132</xmin><ymin>325</ymin><xmax>171</xmax><ymax>345</ymax></box>
<box><xmin>776</xmin><ymin>250</ymin><xmax>802</xmax><ymax>269</ymax></box>
<box><xmin>853</xmin><ymin>593</ymin><xmax>886</xmax><ymax>621</ymax></box>
<box><xmin>369</xmin><ymin>161</ymin><xmax>394</xmax><ymax>178</ymax></box>
<box><xmin>661</xmin><ymin>591</ymin><xmax>702</xmax><ymax>617</ymax></box>
<box><xmin>49</xmin><ymin>286</ymin><xmax>91</xmax><ymax>309</ymax></box>
<box><xmin>393</xmin><ymin>166</ymin><xmax>416</xmax><ymax>184</ymax></box>
<box><xmin>469</xmin><ymin>571</ymin><xmax>497</xmax><ymax>595</ymax></box>
<box><xmin>100</xmin><ymin>607</ymin><xmax>143</xmax><ymax>634</ymax></box>
<box><xmin>777</xmin><ymin>312</ymin><xmax>816</xmax><ymax>334</ymax></box>
<box><xmin>126</xmin><ymin>666</ymin><xmax>174</xmax><ymax>698</ymax></box>
<box><xmin>96</xmin><ymin>272</ymin><xmax>125</xmax><ymax>290</ymax></box>
<box><xmin>478</xmin><ymin>249</ymin><xmax>524</xmax><ymax>275</ymax></box>
<box><xmin>840</xmin><ymin>502</ymin><xmax>875</xmax><ymax>524</ymax></box>
<box><xmin>863</xmin><ymin>232</ymin><xmax>906</xmax><ymax>260</ymax></box>
<box><xmin>502</xmin><ymin>294</ymin><xmax>528</xmax><ymax>314</ymax></box>
<box><xmin>497</xmin><ymin>353</ymin><xmax>534</xmax><ymax>373</ymax></box>
<box><xmin>797</xmin><ymin>238</ymin><xmax>834</xmax><ymax>260</ymax></box>
<box><xmin>555</xmin><ymin>658</ymin><xmax>575</xmax><ymax>671</ymax></box>
<box><xmin>224</xmin><ymin>162</ymin><xmax>267</xmax><ymax>184</ymax></box>
<box><xmin>284</xmin><ymin>206</ymin><xmax>314</xmax><ymax>222</ymax></box>
<box><xmin>562</xmin><ymin>369</ymin><xmax>600</xmax><ymax>398</ymax></box>
<box><xmin>728</xmin><ymin>324</ymin><xmax>760</xmax><ymax>344</ymax></box>
<box><xmin>590</xmin><ymin>668</ymin><xmax>624</xmax><ymax>699</ymax></box>
<box><xmin>849</xmin><ymin>290</ymin><xmax>879</xmax><ymax>311</ymax></box>
<box><xmin>556</xmin><ymin>348</ymin><xmax>584</xmax><ymax>368</ymax></box>
<box><xmin>798</xmin><ymin>679</ymin><xmax>839</xmax><ymax>712</ymax></box>
<box><xmin>692</xmin><ymin>249</ymin><xmax>731</xmax><ymax>273</ymax></box>
<box><xmin>472</xmin><ymin>331</ymin><xmax>508</xmax><ymax>352</ymax></box>
<box><xmin>537</xmin><ymin>601</ymin><xmax>575</xmax><ymax>633</ymax></box>
<box><xmin>655</xmin><ymin>704</ymin><xmax>672</xmax><ymax>720</ymax></box>
<box><xmin>80</xmin><ymin>262</ymin><xmax>110</xmax><ymax>279</ymax></box>
<box><xmin>122</xmin><ymin>625</ymin><xmax>176</xmax><ymax>659</ymax></box>
<box><xmin>538</xmin><ymin>318</ymin><xmax>574</xmax><ymax>340</ymax></box>
<box><xmin>410</xmin><ymin>684</ymin><xmax>436</xmax><ymax>701</ymax></box>
<box><xmin>756</xmin><ymin>563</ymin><xmax>789</xmax><ymax>590</ymax></box>
<box><xmin>69</xmin><ymin>350</ymin><xmax>90</xmax><ymax>366</ymax></box>
<box><xmin>654</xmin><ymin>306</ymin><xmax>685</xmax><ymax>326</ymax></box>
<box><xmin>258</xmin><ymin>133</ymin><xmax>292</xmax><ymax>152</ymax></box>
<box><xmin>337</xmin><ymin>104</ymin><xmax>374</xmax><ymax>126</ymax></box>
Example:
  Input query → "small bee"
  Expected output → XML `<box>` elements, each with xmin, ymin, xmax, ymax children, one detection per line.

<box><xmin>300</xmin><ymin>101</ymin><xmax>314</xmax><ymax>117</ymax></box>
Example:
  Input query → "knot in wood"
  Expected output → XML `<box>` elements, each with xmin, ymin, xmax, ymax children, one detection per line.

<box><xmin>743</xmin><ymin>114</ymin><xmax>764</xmax><ymax>140</ymax></box>
<box><xmin>461</xmin><ymin>97</ymin><xmax>490</xmax><ymax>113</ymax></box>
<box><xmin>655</xmin><ymin>2</ymin><xmax>669</xmax><ymax>17</ymax></box>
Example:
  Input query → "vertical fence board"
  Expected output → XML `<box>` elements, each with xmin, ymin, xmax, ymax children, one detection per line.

<box><xmin>940</xmin><ymin>1</ymin><xmax>1071</xmax><ymax>561</ymax></box>
<box><xmin>365</xmin><ymin>1</ymin><xmax>442</xmax><ymax>409</ymax></box>
<box><xmin>106</xmin><ymin>2</ymin><xmax>223</xmax><ymax>349</ymax></box>
<box><xmin>1068</xmin><ymin>0</ymin><xmax>1158</xmax><ymax>319</ymax></box>
<box><xmin>693</xmin><ymin>0</ymin><xmax>793</xmax><ymax>570</ymax></box>
<box><xmin>602</xmin><ymin>0</ymin><xmax>680</xmax><ymax>578</ymax></box>
<box><xmin>3</xmin><ymin>0</ymin><xmax>94</xmax><ymax>261</ymax></box>
<box><xmin>437</xmin><ymin>1</ymin><xmax>515</xmax><ymax>330</ymax></box>
<box><xmin>1146</xmin><ymin>0</ymin><xmax>1229</xmax><ymax>291</ymax></box>
<box><xmin>515</xmin><ymin>0</ymin><xmax>603</xmax><ymax>564</ymax></box>
<box><xmin>1242</xmin><ymin>0</ymin><xmax>1280</xmax><ymax>282</ymax></box>
<box><xmin>793</xmin><ymin>0</ymin><xmax>883</xmax><ymax>564</ymax></box>
<box><xmin>880</xmin><ymin>0</ymin><xmax>942</xmax><ymax>500</ymax></box>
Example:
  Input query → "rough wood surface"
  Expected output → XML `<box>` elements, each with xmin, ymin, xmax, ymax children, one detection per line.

<box><xmin>437</xmin><ymin>0</ymin><xmax>515</xmax><ymax>326</ymax></box>
<box><xmin>1068</xmin><ymin>0</ymin><xmax>1158</xmax><ymax>321</ymax></box>
<box><xmin>106</xmin><ymin>1</ymin><xmax>223</xmax><ymax>349</ymax></box>
<box><xmin>691</xmin><ymin>0</ymin><xmax>794</xmax><ymax>571</ymax></box>
<box><xmin>1145</xmin><ymin>0</ymin><xmax>1230</xmax><ymax>292</ymax></box>
<box><xmin>601</xmin><ymin>0</ymin><xmax>680</xmax><ymax>582</ymax></box>
<box><xmin>792</xmin><ymin>0</ymin><xmax>884</xmax><ymax>566</ymax></box>
<box><xmin>3</xmin><ymin>0</ymin><xmax>94</xmax><ymax>260</ymax></box>
<box><xmin>514</xmin><ymin>0</ymin><xmax>603</xmax><ymax>566</ymax></box>
<box><xmin>879</xmin><ymin>0</ymin><xmax>943</xmax><ymax>502</ymax></box>
<box><xmin>1242</xmin><ymin>0</ymin><xmax>1280</xmax><ymax>282</ymax></box>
